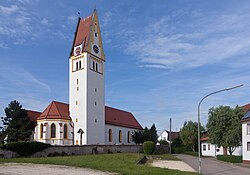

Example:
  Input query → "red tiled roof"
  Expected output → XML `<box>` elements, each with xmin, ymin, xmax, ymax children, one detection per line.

<box><xmin>70</xmin><ymin>14</ymin><xmax>93</xmax><ymax>56</ymax></box>
<box><xmin>200</xmin><ymin>137</ymin><xmax>209</xmax><ymax>142</ymax></box>
<box><xmin>166</xmin><ymin>131</ymin><xmax>179</xmax><ymax>141</ymax></box>
<box><xmin>37</xmin><ymin>101</ymin><xmax>71</xmax><ymax>120</ymax></box>
<box><xmin>26</xmin><ymin>110</ymin><xmax>41</xmax><ymax>122</ymax></box>
<box><xmin>105</xmin><ymin>106</ymin><xmax>143</xmax><ymax>130</ymax></box>
<box><xmin>242</xmin><ymin>104</ymin><xmax>250</xmax><ymax>113</ymax></box>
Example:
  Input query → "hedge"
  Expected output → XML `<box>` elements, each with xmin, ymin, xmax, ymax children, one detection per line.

<box><xmin>143</xmin><ymin>141</ymin><xmax>155</xmax><ymax>154</ymax></box>
<box><xmin>217</xmin><ymin>155</ymin><xmax>242</xmax><ymax>163</ymax></box>
<box><xmin>1</xmin><ymin>141</ymin><xmax>51</xmax><ymax>157</ymax></box>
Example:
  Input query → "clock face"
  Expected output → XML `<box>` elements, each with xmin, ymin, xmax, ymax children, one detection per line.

<box><xmin>93</xmin><ymin>45</ymin><xmax>99</xmax><ymax>54</ymax></box>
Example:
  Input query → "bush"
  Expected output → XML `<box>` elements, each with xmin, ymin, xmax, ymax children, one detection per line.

<box><xmin>143</xmin><ymin>141</ymin><xmax>155</xmax><ymax>154</ymax></box>
<box><xmin>2</xmin><ymin>141</ymin><xmax>51</xmax><ymax>157</ymax></box>
<box><xmin>217</xmin><ymin>155</ymin><xmax>242</xmax><ymax>163</ymax></box>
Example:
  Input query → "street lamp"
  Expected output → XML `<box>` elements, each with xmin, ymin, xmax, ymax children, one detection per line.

<box><xmin>197</xmin><ymin>84</ymin><xmax>243</xmax><ymax>174</ymax></box>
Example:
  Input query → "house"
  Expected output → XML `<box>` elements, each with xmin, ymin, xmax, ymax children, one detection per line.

<box><xmin>25</xmin><ymin>10</ymin><xmax>143</xmax><ymax>146</ymax></box>
<box><xmin>201</xmin><ymin>137</ymin><xmax>242</xmax><ymax>157</ymax></box>
<box><xmin>157</xmin><ymin>130</ymin><xmax>179</xmax><ymax>143</ymax></box>
<box><xmin>241</xmin><ymin>103</ymin><xmax>250</xmax><ymax>163</ymax></box>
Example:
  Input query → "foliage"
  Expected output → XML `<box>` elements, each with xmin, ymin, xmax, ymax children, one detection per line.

<box><xmin>132</xmin><ymin>124</ymin><xmax>158</xmax><ymax>144</ymax></box>
<box><xmin>1</xmin><ymin>141</ymin><xmax>51</xmax><ymax>157</ymax></box>
<box><xmin>2</xmin><ymin>100</ymin><xmax>35</xmax><ymax>143</ymax></box>
<box><xmin>0</xmin><ymin>153</ymin><xmax>197</xmax><ymax>175</ymax></box>
<box><xmin>158</xmin><ymin>140</ymin><xmax>169</xmax><ymax>146</ymax></box>
<box><xmin>0</xmin><ymin>129</ymin><xmax>6</xmax><ymax>144</ymax></box>
<box><xmin>143</xmin><ymin>141</ymin><xmax>156</xmax><ymax>154</ymax></box>
<box><xmin>217</xmin><ymin>155</ymin><xmax>242</xmax><ymax>163</ymax></box>
<box><xmin>180</xmin><ymin>121</ymin><xmax>204</xmax><ymax>152</ymax></box>
<box><xmin>206</xmin><ymin>105</ymin><xmax>244</xmax><ymax>155</ymax></box>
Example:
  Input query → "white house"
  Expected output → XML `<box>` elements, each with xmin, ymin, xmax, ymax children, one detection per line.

<box><xmin>157</xmin><ymin>130</ymin><xmax>179</xmax><ymax>143</ymax></box>
<box><xmin>27</xmin><ymin>10</ymin><xmax>143</xmax><ymax>146</ymax></box>
<box><xmin>201</xmin><ymin>137</ymin><xmax>242</xmax><ymax>157</ymax></box>
<box><xmin>241</xmin><ymin>103</ymin><xmax>250</xmax><ymax>164</ymax></box>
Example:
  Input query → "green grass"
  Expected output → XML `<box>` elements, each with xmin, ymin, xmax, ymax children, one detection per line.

<box><xmin>0</xmin><ymin>153</ymin><xmax>197</xmax><ymax>175</ymax></box>
<box><xmin>183</xmin><ymin>152</ymin><xmax>198</xmax><ymax>157</ymax></box>
<box><xmin>217</xmin><ymin>155</ymin><xmax>242</xmax><ymax>163</ymax></box>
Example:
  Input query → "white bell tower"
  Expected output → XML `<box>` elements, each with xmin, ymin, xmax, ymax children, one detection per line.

<box><xmin>69</xmin><ymin>10</ymin><xmax>105</xmax><ymax>145</ymax></box>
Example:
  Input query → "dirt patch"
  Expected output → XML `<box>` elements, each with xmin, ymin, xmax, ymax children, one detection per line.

<box><xmin>0</xmin><ymin>163</ymin><xmax>116</xmax><ymax>175</ymax></box>
<box><xmin>150</xmin><ymin>160</ymin><xmax>196</xmax><ymax>172</ymax></box>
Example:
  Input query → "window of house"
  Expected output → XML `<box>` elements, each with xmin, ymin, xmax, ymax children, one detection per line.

<box><xmin>109</xmin><ymin>129</ymin><xmax>112</xmax><ymax>142</ymax></box>
<box><xmin>119</xmin><ymin>130</ymin><xmax>122</xmax><ymax>143</ymax></box>
<box><xmin>63</xmin><ymin>124</ymin><xmax>67</xmax><ymax>139</ymax></box>
<box><xmin>51</xmin><ymin>123</ymin><xmax>56</xmax><ymax>138</ymax></box>
<box><xmin>203</xmin><ymin>145</ymin><xmax>206</xmax><ymax>151</ymax></box>
<box><xmin>127</xmin><ymin>131</ymin><xmax>131</xmax><ymax>143</ymax></box>
<box><xmin>163</xmin><ymin>137</ymin><xmax>166</xmax><ymax>141</ymax></box>
<box><xmin>208</xmin><ymin>144</ymin><xmax>210</xmax><ymax>150</ymax></box>
<box><xmin>40</xmin><ymin>124</ymin><xmax>43</xmax><ymax>138</ymax></box>
<box><xmin>247</xmin><ymin>142</ymin><xmax>250</xmax><ymax>151</ymax></box>
<box><xmin>247</xmin><ymin>124</ymin><xmax>250</xmax><ymax>135</ymax></box>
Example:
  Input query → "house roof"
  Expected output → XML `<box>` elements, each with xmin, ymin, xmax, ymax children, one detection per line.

<box><xmin>37</xmin><ymin>101</ymin><xmax>71</xmax><ymax>120</ymax></box>
<box><xmin>105</xmin><ymin>106</ymin><xmax>143</xmax><ymax>130</ymax></box>
<box><xmin>242</xmin><ymin>103</ymin><xmax>250</xmax><ymax>113</ymax></box>
<box><xmin>241</xmin><ymin>104</ymin><xmax>250</xmax><ymax>122</ymax></box>
<box><xmin>167</xmin><ymin>131</ymin><xmax>180</xmax><ymax>141</ymax></box>
<box><xmin>26</xmin><ymin>110</ymin><xmax>42</xmax><ymax>122</ymax></box>
<box><xmin>200</xmin><ymin>137</ymin><xmax>209</xmax><ymax>142</ymax></box>
<box><xmin>34</xmin><ymin>101</ymin><xmax>142</xmax><ymax>130</ymax></box>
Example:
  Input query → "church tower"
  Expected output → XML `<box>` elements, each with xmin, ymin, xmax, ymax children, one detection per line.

<box><xmin>69</xmin><ymin>10</ymin><xmax>105</xmax><ymax>145</ymax></box>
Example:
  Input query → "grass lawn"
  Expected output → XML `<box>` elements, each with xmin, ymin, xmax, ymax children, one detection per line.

<box><xmin>0</xmin><ymin>153</ymin><xmax>197</xmax><ymax>175</ymax></box>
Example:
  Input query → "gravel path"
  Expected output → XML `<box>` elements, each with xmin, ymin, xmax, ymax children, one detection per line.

<box><xmin>0</xmin><ymin>163</ymin><xmax>116</xmax><ymax>175</ymax></box>
<box><xmin>150</xmin><ymin>160</ymin><xmax>196</xmax><ymax>172</ymax></box>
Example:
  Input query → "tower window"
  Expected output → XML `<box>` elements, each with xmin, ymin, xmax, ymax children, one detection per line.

<box><xmin>92</xmin><ymin>61</ymin><xmax>95</xmax><ymax>70</ymax></box>
<box><xmin>76</xmin><ymin>101</ymin><xmax>78</xmax><ymax>105</ymax></box>
<box><xmin>95</xmin><ymin>101</ymin><xmax>97</xmax><ymax>106</ymax></box>
<box><xmin>79</xmin><ymin>61</ymin><xmax>81</xmax><ymax>69</ymax></box>
<box><xmin>76</xmin><ymin>62</ymin><xmax>79</xmax><ymax>70</ymax></box>
<box><xmin>95</xmin><ymin>119</ymin><xmax>97</xmax><ymax>123</ymax></box>
<box><xmin>77</xmin><ymin>79</ymin><xmax>79</xmax><ymax>84</ymax></box>
<box><xmin>95</xmin><ymin>32</ymin><xmax>97</xmax><ymax>37</ymax></box>
<box><xmin>96</xmin><ymin>62</ymin><xmax>98</xmax><ymax>72</ymax></box>
<box><xmin>51</xmin><ymin>123</ymin><xmax>56</xmax><ymax>138</ymax></box>
<box><xmin>95</xmin><ymin>88</ymin><xmax>97</xmax><ymax>92</ymax></box>
<box><xmin>77</xmin><ymin>87</ymin><xmax>79</xmax><ymax>91</ymax></box>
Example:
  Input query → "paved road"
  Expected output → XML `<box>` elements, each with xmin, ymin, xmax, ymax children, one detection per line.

<box><xmin>176</xmin><ymin>154</ymin><xmax>250</xmax><ymax>175</ymax></box>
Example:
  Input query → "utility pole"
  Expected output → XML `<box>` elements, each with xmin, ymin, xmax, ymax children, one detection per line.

<box><xmin>170</xmin><ymin>117</ymin><xmax>172</xmax><ymax>155</ymax></box>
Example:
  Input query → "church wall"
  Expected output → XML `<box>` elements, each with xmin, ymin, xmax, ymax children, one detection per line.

<box><xmin>105</xmin><ymin>124</ymin><xmax>138</xmax><ymax>145</ymax></box>
<box><xmin>34</xmin><ymin>120</ymin><xmax>73</xmax><ymax>145</ymax></box>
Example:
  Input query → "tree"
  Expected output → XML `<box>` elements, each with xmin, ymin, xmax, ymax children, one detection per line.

<box><xmin>132</xmin><ymin>124</ymin><xmax>158</xmax><ymax>144</ymax></box>
<box><xmin>2</xmin><ymin>100</ymin><xmax>34</xmax><ymax>143</ymax></box>
<box><xmin>206</xmin><ymin>105</ymin><xmax>244</xmax><ymax>155</ymax></box>
<box><xmin>180</xmin><ymin>121</ymin><xmax>204</xmax><ymax>152</ymax></box>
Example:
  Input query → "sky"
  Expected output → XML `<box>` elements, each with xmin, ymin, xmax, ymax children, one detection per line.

<box><xmin>1</xmin><ymin>0</ymin><xmax>250</xmax><ymax>133</ymax></box>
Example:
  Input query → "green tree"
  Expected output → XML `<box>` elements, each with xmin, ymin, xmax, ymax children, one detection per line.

<box><xmin>132</xmin><ymin>124</ymin><xmax>158</xmax><ymax>144</ymax></box>
<box><xmin>180</xmin><ymin>121</ymin><xmax>204</xmax><ymax>152</ymax></box>
<box><xmin>2</xmin><ymin>100</ymin><xmax>34</xmax><ymax>143</ymax></box>
<box><xmin>206</xmin><ymin>105</ymin><xmax>244</xmax><ymax>155</ymax></box>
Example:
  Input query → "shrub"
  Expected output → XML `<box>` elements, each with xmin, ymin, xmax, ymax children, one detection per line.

<box><xmin>2</xmin><ymin>141</ymin><xmax>51</xmax><ymax>157</ymax></box>
<box><xmin>143</xmin><ymin>141</ymin><xmax>155</xmax><ymax>154</ymax></box>
<box><xmin>217</xmin><ymin>155</ymin><xmax>242</xmax><ymax>163</ymax></box>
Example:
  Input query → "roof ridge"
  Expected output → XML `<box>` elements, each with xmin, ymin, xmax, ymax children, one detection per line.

<box><xmin>43</xmin><ymin>101</ymin><xmax>54</xmax><ymax>118</ymax></box>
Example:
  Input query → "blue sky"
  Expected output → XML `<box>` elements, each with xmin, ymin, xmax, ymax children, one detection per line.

<box><xmin>1</xmin><ymin>0</ymin><xmax>250</xmax><ymax>133</ymax></box>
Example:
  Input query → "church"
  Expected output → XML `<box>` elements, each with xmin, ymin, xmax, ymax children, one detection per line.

<box><xmin>27</xmin><ymin>10</ymin><xmax>142</xmax><ymax>145</ymax></box>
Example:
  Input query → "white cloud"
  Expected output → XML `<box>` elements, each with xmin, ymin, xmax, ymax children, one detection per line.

<box><xmin>41</xmin><ymin>18</ymin><xmax>49</xmax><ymax>25</ymax></box>
<box><xmin>0</xmin><ymin>43</ymin><xmax>8</xmax><ymax>49</ymax></box>
<box><xmin>0</xmin><ymin>5</ymin><xmax>19</xmax><ymax>16</ymax></box>
<box><xmin>102</xmin><ymin>11</ymin><xmax>112</xmax><ymax>26</ymax></box>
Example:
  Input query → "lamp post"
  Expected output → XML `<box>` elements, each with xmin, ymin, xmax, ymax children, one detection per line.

<box><xmin>197</xmin><ymin>84</ymin><xmax>243</xmax><ymax>174</ymax></box>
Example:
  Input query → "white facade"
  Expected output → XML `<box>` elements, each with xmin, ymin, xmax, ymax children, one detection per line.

<box><xmin>157</xmin><ymin>130</ymin><xmax>170</xmax><ymax>143</ymax></box>
<box><xmin>105</xmin><ymin>124</ymin><xmax>138</xmax><ymax>145</ymax></box>
<box><xmin>34</xmin><ymin>119</ymin><xmax>73</xmax><ymax>145</ymax></box>
<box><xmin>201</xmin><ymin>141</ymin><xmax>242</xmax><ymax>157</ymax></box>
<box><xmin>242</xmin><ymin>122</ymin><xmax>250</xmax><ymax>162</ymax></box>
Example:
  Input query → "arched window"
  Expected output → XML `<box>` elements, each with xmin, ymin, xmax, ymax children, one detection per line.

<box><xmin>76</xmin><ymin>62</ymin><xmax>79</xmax><ymax>70</ymax></box>
<box><xmin>40</xmin><ymin>123</ymin><xmax>43</xmax><ymax>138</ymax></box>
<box><xmin>119</xmin><ymin>130</ymin><xmax>122</xmax><ymax>143</ymax></box>
<box><xmin>127</xmin><ymin>131</ymin><xmax>131</xmax><ymax>143</ymax></box>
<box><xmin>96</xmin><ymin>62</ymin><xmax>98</xmax><ymax>72</ymax></box>
<box><xmin>64</xmin><ymin>124</ymin><xmax>67</xmax><ymax>139</ymax></box>
<box><xmin>79</xmin><ymin>61</ymin><xmax>81</xmax><ymax>69</ymax></box>
<box><xmin>109</xmin><ymin>129</ymin><xmax>112</xmax><ymax>142</ymax></box>
<box><xmin>51</xmin><ymin>123</ymin><xmax>56</xmax><ymax>138</ymax></box>
<box><xmin>92</xmin><ymin>61</ymin><xmax>95</xmax><ymax>70</ymax></box>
